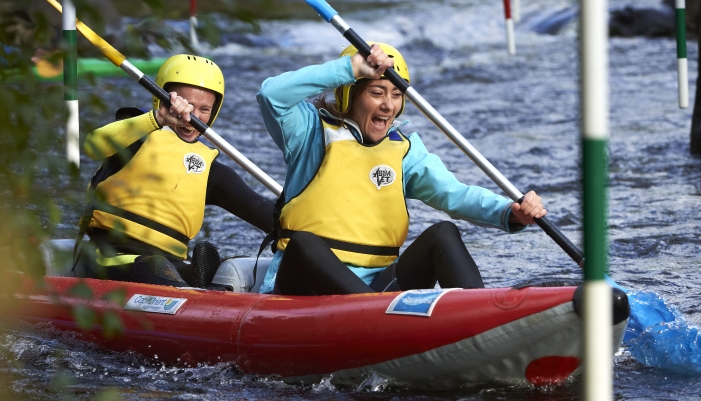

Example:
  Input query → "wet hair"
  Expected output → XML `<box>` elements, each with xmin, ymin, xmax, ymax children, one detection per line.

<box><xmin>312</xmin><ymin>79</ymin><xmax>373</xmax><ymax>119</ymax></box>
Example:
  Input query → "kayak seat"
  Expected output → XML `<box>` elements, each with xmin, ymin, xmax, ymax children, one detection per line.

<box><xmin>40</xmin><ymin>239</ymin><xmax>79</xmax><ymax>277</ymax></box>
<box><xmin>39</xmin><ymin>239</ymin><xmax>273</xmax><ymax>293</ymax></box>
<box><xmin>211</xmin><ymin>257</ymin><xmax>272</xmax><ymax>293</ymax></box>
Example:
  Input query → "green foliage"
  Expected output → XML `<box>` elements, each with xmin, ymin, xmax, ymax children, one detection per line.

<box><xmin>0</xmin><ymin>49</ymin><xmax>68</xmax><ymax>282</ymax></box>
<box><xmin>101</xmin><ymin>289</ymin><xmax>126</xmax><ymax>338</ymax></box>
<box><xmin>71</xmin><ymin>305</ymin><xmax>96</xmax><ymax>330</ymax></box>
<box><xmin>95</xmin><ymin>388</ymin><xmax>122</xmax><ymax>401</ymax></box>
<box><xmin>68</xmin><ymin>282</ymin><xmax>94</xmax><ymax>300</ymax></box>
<box><xmin>49</xmin><ymin>369</ymin><xmax>73</xmax><ymax>392</ymax></box>
<box><xmin>196</xmin><ymin>14</ymin><xmax>222</xmax><ymax>47</ymax></box>
<box><xmin>101</xmin><ymin>288</ymin><xmax>126</xmax><ymax>304</ymax></box>
<box><xmin>101</xmin><ymin>311</ymin><xmax>124</xmax><ymax>339</ymax></box>
<box><xmin>0</xmin><ymin>1</ymin><xmax>263</xmax><ymax>396</ymax></box>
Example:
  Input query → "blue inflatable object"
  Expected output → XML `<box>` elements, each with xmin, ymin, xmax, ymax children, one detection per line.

<box><xmin>624</xmin><ymin>290</ymin><xmax>701</xmax><ymax>373</ymax></box>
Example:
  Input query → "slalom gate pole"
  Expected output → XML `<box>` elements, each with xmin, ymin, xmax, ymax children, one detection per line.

<box><xmin>513</xmin><ymin>0</ymin><xmax>521</xmax><ymax>23</ymax></box>
<box><xmin>45</xmin><ymin>0</ymin><xmax>282</xmax><ymax>196</ymax></box>
<box><xmin>62</xmin><ymin>0</ymin><xmax>80</xmax><ymax>168</ymax></box>
<box><xmin>580</xmin><ymin>0</ymin><xmax>612</xmax><ymax>398</ymax></box>
<box><xmin>676</xmin><ymin>0</ymin><xmax>688</xmax><ymax>109</ymax></box>
<box><xmin>190</xmin><ymin>0</ymin><xmax>200</xmax><ymax>50</ymax></box>
<box><xmin>304</xmin><ymin>0</ymin><xmax>584</xmax><ymax>267</ymax></box>
<box><xmin>503</xmin><ymin>0</ymin><xmax>516</xmax><ymax>55</ymax></box>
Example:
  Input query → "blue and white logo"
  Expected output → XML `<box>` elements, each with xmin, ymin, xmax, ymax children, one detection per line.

<box><xmin>125</xmin><ymin>294</ymin><xmax>187</xmax><ymax>315</ymax></box>
<box><xmin>386</xmin><ymin>289</ymin><xmax>457</xmax><ymax>317</ymax></box>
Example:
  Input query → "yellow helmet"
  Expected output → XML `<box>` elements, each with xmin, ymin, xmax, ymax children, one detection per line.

<box><xmin>153</xmin><ymin>54</ymin><xmax>225</xmax><ymax>127</ymax></box>
<box><xmin>335</xmin><ymin>42</ymin><xmax>410</xmax><ymax>116</ymax></box>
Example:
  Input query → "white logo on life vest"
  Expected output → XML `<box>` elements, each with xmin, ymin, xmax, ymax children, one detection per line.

<box><xmin>369</xmin><ymin>165</ymin><xmax>396</xmax><ymax>190</ymax></box>
<box><xmin>183</xmin><ymin>153</ymin><xmax>206</xmax><ymax>174</ymax></box>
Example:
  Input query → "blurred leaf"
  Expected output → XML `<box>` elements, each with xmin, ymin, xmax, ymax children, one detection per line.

<box><xmin>47</xmin><ymin>202</ymin><xmax>62</xmax><ymax>225</ymax></box>
<box><xmin>196</xmin><ymin>14</ymin><xmax>221</xmax><ymax>47</ymax></box>
<box><xmin>73</xmin><ymin>0</ymin><xmax>106</xmax><ymax>36</ymax></box>
<box><xmin>142</xmin><ymin>0</ymin><xmax>167</xmax><ymax>18</ymax></box>
<box><xmin>101</xmin><ymin>311</ymin><xmax>124</xmax><ymax>339</ymax></box>
<box><xmin>49</xmin><ymin>369</ymin><xmax>73</xmax><ymax>391</ymax></box>
<box><xmin>72</xmin><ymin>305</ymin><xmax>96</xmax><ymax>330</ymax></box>
<box><xmin>232</xmin><ymin>10</ymin><xmax>261</xmax><ymax>34</ymax></box>
<box><xmin>95</xmin><ymin>388</ymin><xmax>122</xmax><ymax>401</ymax></box>
<box><xmin>68</xmin><ymin>282</ymin><xmax>94</xmax><ymax>299</ymax></box>
<box><xmin>101</xmin><ymin>288</ymin><xmax>126</xmax><ymax>305</ymax></box>
<box><xmin>86</xmin><ymin>93</ymin><xmax>109</xmax><ymax>115</ymax></box>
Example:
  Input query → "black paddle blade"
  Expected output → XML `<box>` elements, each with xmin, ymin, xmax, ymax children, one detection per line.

<box><xmin>192</xmin><ymin>241</ymin><xmax>221</xmax><ymax>288</ymax></box>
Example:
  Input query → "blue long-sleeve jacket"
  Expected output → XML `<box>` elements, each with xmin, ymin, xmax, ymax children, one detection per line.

<box><xmin>255</xmin><ymin>56</ymin><xmax>523</xmax><ymax>294</ymax></box>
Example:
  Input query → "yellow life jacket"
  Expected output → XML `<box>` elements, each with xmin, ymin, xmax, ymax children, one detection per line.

<box><xmin>89</xmin><ymin>128</ymin><xmax>218</xmax><ymax>259</ymax></box>
<box><xmin>277</xmin><ymin>117</ymin><xmax>410</xmax><ymax>267</ymax></box>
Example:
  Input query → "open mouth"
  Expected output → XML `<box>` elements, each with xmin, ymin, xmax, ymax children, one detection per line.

<box><xmin>372</xmin><ymin>116</ymin><xmax>390</xmax><ymax>131</ymax></box>
<box><xmin>175</xmin><ymin>125</ymin><xmax>198</xmax><ymax>140</ymax></box>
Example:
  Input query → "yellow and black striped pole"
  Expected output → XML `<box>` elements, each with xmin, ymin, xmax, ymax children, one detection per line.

<box><xmin>62</xmin><ymin>0</ymin><xmax>79</xmax><ymax>168</ymax></box>
<box><xmin>580</xmin><ymin>0</ymin><xmax>612</xmax><ymax>398</ymax></box>
<box><xmin>45</xmin><ymin>0</ymin><xmax>282</xmax><ymax>196</ymax></box>
<box><xmin>676</xmin><ymin>0</ymin><xmax>689</xmax><ymax>109</ymax></box>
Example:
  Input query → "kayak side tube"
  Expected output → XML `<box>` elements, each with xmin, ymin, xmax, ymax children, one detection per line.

<box><xmin>4</xmin><ymin>274</ymin><xmax>628</xmax><ymax>388</ymax></box>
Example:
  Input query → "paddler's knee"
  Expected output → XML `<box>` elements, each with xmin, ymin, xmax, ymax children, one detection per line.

<box><xmin>131</xmin><ymin>255</ymin><xmax>189</xmax><ymax>287</ymax></box>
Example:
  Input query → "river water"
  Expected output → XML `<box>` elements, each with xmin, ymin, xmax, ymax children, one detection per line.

<box><xmin>2</xmin><ymin>0</ymin><xmax>701</xmax><ymax>399</ymax></box>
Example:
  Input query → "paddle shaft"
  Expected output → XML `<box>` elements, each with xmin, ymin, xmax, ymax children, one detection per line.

<box><xmin>45</xmin><ymin>0</ymin><xmax>282</xmax><ymax>197</ymax></box>
<box><xmin>123</xmin><ymin>64</ymin><xmax>281</xmax><ymax>196</ymax></box>
<box><xmin>307</xmin><ymin>0</ymin><xmax>584</xmax><ymax>266</ymax></box>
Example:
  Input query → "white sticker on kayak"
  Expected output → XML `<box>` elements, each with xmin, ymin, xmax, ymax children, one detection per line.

<box><xmin>386</xmin><ymin>289</ymin><xmax>457</xmax><ymax>317</ymax></box>
<box><xmin>124</xmin><ymin>294</ymin><xmax>187</xmax><ymax>315</ymax></box>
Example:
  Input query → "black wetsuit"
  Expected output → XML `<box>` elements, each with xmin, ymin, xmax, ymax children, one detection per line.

<box><xmin>274</xmin><ymin>221</ymin><xmax>485</xmax><ymax>295</ymax></box>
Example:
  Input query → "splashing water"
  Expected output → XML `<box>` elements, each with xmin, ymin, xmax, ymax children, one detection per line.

<box><xmin>623</xmin><ymin>290</ymin><xmax>701</xmax><ymax>374</ymax></box>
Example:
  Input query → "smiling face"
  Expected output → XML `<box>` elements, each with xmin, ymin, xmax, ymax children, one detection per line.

<box><xmin>168</xmin><ymin>83</ymin><xmax>217</xmax><ymax>142</ymax></box>
<box><xmin>348</xmin><ymin>79</ymin><xmax>404</xmax><ymax>143</ymax></box>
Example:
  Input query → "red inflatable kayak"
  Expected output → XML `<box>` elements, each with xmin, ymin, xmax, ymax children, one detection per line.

<box><xmin>5</xmin><ymin>268</ymin><xmax>629</xmax><ymax>389</ymax></box>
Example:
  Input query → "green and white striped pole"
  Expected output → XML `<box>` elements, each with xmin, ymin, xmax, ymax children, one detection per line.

<box><xmin>580</xmin><ymin>0</ymin><xmax>612</xmax><ymax>399</ymax></box>
<box><xmin>62</xmin><ymin>0</ymin><xmax>80</xmax><ymax>168</ymax></box>
<box><xmin>676</xmin><ymin>0</ymin><xmax>689</xmax><ymax>109</ymax></box>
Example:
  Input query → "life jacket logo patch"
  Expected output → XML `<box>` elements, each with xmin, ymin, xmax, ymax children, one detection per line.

<box><xmin>369</xmin><ymin>165</ymin><xmax>396</xmax><ymax>190</ymax></box>
<box><xmin>183</xmin><ymin>153</ymin><xmax>206</xmax><ymax>174</ymax></box>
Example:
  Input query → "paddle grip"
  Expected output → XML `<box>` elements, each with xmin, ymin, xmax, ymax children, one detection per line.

<box><xmin>139</xmin><ymin>75</ymin><xmax>209</xmax><ymax>134</ymax></box>
<box><xmin>343</xmin><ymin>29</ymin><xmax>410</xmax><ymax>93</ymax></box>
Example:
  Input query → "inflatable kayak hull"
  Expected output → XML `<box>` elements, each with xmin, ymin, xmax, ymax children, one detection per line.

<box><xmin>4</xmin><ymin>274</ymin><xmax>628</xmax><ymax>389</ymax></box>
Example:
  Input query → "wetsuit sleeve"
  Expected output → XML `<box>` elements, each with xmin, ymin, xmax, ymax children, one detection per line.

<box><xmin>85</xmin><ymin>112</ymin><xmax>160</xmax><ymax>160</ymax></box>
<box><xmin>403</xmin><ymin>133</ymin><xmax>525</xmax><ymax>233</ymax></box>
<box><xmin>256</xmin><ymin>57</ymin><xmax>355</xmax><ymax>164</ymax></box>
<box><xmin>205</xmin><ymin>160</ymin><xmax>275</xmax><ymax>233</ymax></box>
